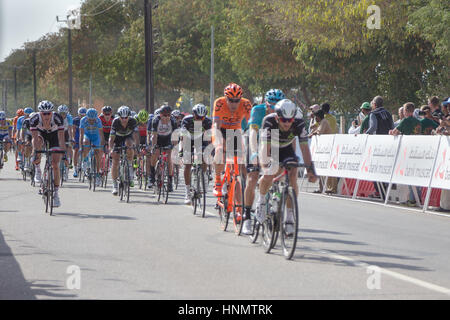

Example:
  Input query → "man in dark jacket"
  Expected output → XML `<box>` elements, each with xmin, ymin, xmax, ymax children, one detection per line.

<box><xmin>366</xmin><ymin>96</ymin><xmax>394</xmax><ymax>134</ymax></box>
<box><xmin>365</xmin><ymin>96</ymin><xmax>394</xmax><ymax>200</ymax></box>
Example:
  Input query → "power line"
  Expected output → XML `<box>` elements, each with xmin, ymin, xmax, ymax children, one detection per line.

<box><xmin>82</xmin><ymin>1</ymin><xmax>122</xmax><ymax>17</ymax></box>
<box><xmin>83</xmin><ymin>0</ymin><xmax>108</xmax><ymax>16</ymax></box>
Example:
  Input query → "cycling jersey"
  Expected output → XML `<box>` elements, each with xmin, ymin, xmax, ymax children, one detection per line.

<box><xmin>212</xmin><ymin>97</ymin><xmax>251</xmax><ymax>130</ymax></box>
<box><xmin>29</xmin><ymin>112</ymin><xmax>64</xmax><ymax>150</ymax></box>
<box><xmin>248</xmin><ymin>104</ymin><xmax>267</xmax><ymax>130</ymax></box>
<box><xmin>150</xmin><ymin>115</ymin><xmax>177</xmax><ymax>148</ymax></box>
<box><xmin>181</xmin><ymin>115</ymin><xmax>212</xmax><ymax>140</ymax></box>
<box><xmin>99</xmin><ymin>114</ymin><xmax>113</xmax><ymax>134</ymax></box>
<box><xmin>16</xmin><ymin>116</ymin><xmax>27</xmax><ymax>133</ymax></box>
<box><xmin>29</xmin><ymin>113</ymin><xmax>64</xmax><ymax>134</ymax></box>
<box><xmin>0</xmin><ymin>120</ymin><xmax>13</xmax><ymax>141</ymax></box>
<box><xmin>261</xmin><ymin>113</ymin><xmax>308</xmax><ymax>148</ymax></box>
<box><xmin>80</xmin><ymin>116</ymin><xmax>103</xmax><ymax>148</ymax></box>
<box><xmin>61</xmin><ymin>114</ymin><xmax>73</xmax><ymax>131</ymax></box>
<box><xmin>110</xmin><ymin>117</ymin><xmax>138</xmax><ymax>137</ymax></box>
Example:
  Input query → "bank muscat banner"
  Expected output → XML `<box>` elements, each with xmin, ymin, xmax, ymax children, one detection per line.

<box><xmin>310</xmin><ymin>134</ymin><xmax>335</xmax><ymax>176</ymax></box>
<box><xmin>358</xmin><ymin>135</ymin><xmax>401</xmax><ymax>183</ymax></box>
<box><xmin>431</xmin><ymin>136</ymin><xmax>450</xmax><ymax>190</ymax></box>
<box><xmin>391</xmin><ymin>136</ymin><xmax>441</xmax><ymax>187</ymax></box>
<box><xmin>327</xmin><ymin>134</ymin><xmax>368</xmax><ymax>179</ymax></box>
<box><xmin>309</xmin><ymin>135</ymin><xmax>450</xmax><ymax>191</ymax></box>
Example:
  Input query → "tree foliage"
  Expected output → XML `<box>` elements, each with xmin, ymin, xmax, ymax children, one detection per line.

<box><xmin>0</xmin><ymin>0</ymin><xmax>448</xmax><ymax>116</ymax></box>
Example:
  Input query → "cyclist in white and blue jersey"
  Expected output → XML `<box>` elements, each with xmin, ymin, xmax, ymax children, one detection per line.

<box><xmin>241</xmin><ymin>89</ymin><xmax>286</xmax><ymax>235</ymax></box>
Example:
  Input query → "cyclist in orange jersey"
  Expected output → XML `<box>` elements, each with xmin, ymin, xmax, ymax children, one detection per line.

<box><xmin>212</xmin><ymin>83</ymin><xmax>251</xmax><ymax>196</ymax></box>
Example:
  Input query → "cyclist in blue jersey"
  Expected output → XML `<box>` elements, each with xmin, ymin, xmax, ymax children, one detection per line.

<box><xmin>79</xmin><ymin>108</ymin><xmax>104</xmax><ymax>185</ymax></box>
<box><xmin>72</xmin><ymin>107</ymin><xmax>86</xmax><ymax>177</ymax></box>
<box><xmin>241</xmin><ymin>89</ymin><xmax>285</xmax><ymax>235</ymax></box>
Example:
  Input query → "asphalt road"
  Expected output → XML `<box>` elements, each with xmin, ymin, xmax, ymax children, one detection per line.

<box><xmin>0</xmin><ymin>157</ymin><xmax>449</xmax><ymax>300</ymax></box>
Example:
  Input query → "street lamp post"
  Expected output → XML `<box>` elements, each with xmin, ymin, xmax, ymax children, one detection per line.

<box><xmin>144</xmin><ymin>0</ymin><xmax>155</xmax><ymax>113</ymax></box>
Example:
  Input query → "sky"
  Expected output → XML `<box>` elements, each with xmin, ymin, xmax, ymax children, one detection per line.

<box><xmin>0</xmin><ymin>0</ymin><xmax>82</xmax><ymax>62</ymax></box>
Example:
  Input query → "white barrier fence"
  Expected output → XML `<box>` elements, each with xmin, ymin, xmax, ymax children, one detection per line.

<box><xmin>307</xmin><ymin>134</ymin><xmax>450</xmax><ymax>211</ymax></box>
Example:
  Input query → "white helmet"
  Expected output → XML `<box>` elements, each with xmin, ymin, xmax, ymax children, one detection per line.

<box><xmin>275</xmin><ymin>99</ymin><xmax>297</xmax><ymax>119</ymax></box>
<box><xmin>117</xmin><ymin>106</ymin><xmax>131</xmax><ymax>118</ymax></box>
<box><xmin>171</xmin><ymin>110</ymin><xmax>181</xmax><ymax>118</ymax></box>
<box><xmin>0</xmin><ymin>111</ymin><xmax>6</xmax><ymax>120</ymax></box>
<box><xmin>58</xmin><ymin>104</ymin><xmax>70</xmax><ymax>114</ymax></box>
<box><xmin>193</xmin><ymin>104</ymin><xmax>207</xmax><ymax>117</ymax></box>
<box><xmin>37</xmin><ymin>100</ymin><xmax>55</xmax><ymax>112</ymax></box>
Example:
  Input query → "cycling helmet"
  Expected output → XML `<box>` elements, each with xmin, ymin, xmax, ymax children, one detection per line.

<box><xmin>24</xmin><ymin>107</ymin><xmax>34</xmax><ymax>115</ymax></box>
<box><xmin>137</xmin><ymin>110</ymin><xmax>149</xmax><ymax>123</ymax></box>
<box><xmin>224</xmin><ymin>83</ymin><xmax>243</xmax><ymax>99</ymax></box>
<box><xmin>86</xmin><ymin>108</ymin><xmax>98</xmax><ymax>119</ymax></box>
<box><xmin>0</xmin><ymin>111</ymin><xmax>6</xmax><ymax>120</ymax></box>
<box><xmin>159</xmin><ymin>105</ymin><xmax>172</xmax><ymax>115</ymax></box>
<box><xmin>58</xmin><ymin>104</ymin><xmax>70</xmax><ymax>114</ymax></box>
<box><xmin>265</xmin><ymin>89</ymin><xmax>285</xmax><ymax>105</ymax></box>
<box><xmin>78</xmin><ymin>107</ymin><xmax>87</xmax><ymax>116</ymax></box>
<box><xmin>275</xmin><ymin>99</ymin><xmax>297</xmax><ymax>119</ymax></box>
<box><xmin>193</xmin><ymin>104</ymin><xmax>208</xmax><ymax>117</ymax></box>
<box><xmin>16</xmin><ymin>109</ymin><xmax>25</xmax><ymax>117</ymax></box>
<box><xmin>29</xmin><ymin>112</ymin><xmax>37</xmax><ymax>119</ymax></box>
<box><xmin>171</xmin><ymin>110</ymin><xmax>181</xmax><ymax>118</ymax></box>
<box><xmin>117</xmin><ymin>106</ymin><xmax>131</xmax><ymax>118</ymax></box>
<box><xmin>102</xmin><ymin>106</ymin><xmax>113</xmax><ymax>114</ymax></box>
<box><xmin>154</xmin><ymin>108</ymin><xmax>161</xmax><ymax>116</ymax></box>
<box><xmin>37</xmin><ymin>100</ymin><xmax>54</xmax><ymax>112</ymax></box>
<box><xmin>130</xmin><ymin>111</ymin><xmax>137</xmax><ymax>118</ymax></box>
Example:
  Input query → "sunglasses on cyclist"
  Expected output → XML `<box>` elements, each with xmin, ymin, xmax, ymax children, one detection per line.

<box><xmin>194</xmin><ymin>115</ymin><xmax>205</xmax><ymax>120</ymax></box>
<box><xmin>41</xmin><ymin>112</ymin><xmax>52</xmax><ymax>116</ymax></box>
<box><xmin>279</xmin><ymin>117</ymin><xmax>294</xmax><ymax>123</ymax></box>
<box><xmin>120</xmin><ymin>116</ymin><xmax>129</xmax><ymax>120</ymax></box>
<box><xmin>266</xmin><ymin>102</ymin><xmax>276</xmax><ymax>109</ymax></box>
<box><xmin>227</xmin><ymin>98</ymin><xmax>241</xmax><ymax>103</ymax></box>
<box><xmin>104</xmin><ymin>113</ymin><xmax>112</xmax><ymax>116</ymax></box>
<box><xmin>161</xmin><ymin>114</ymin><xmax>170</xmax><ymax>118</ymax></box>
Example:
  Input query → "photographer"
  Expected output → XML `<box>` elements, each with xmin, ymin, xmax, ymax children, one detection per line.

<box><xmin>419</xmin><ymin>105</ymin><xmax>438</xmax><ymax>135</ymax></box>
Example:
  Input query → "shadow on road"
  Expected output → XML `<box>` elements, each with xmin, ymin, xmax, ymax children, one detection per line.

<box><xmin>53</xmin><ymin>212</ymin><xmax>137</xmax><ymax>221</ymax></box>
<box><xmin>0</xmin><ymin>230</ymin><xmax>77</xmax><ymax>299</ymax></box>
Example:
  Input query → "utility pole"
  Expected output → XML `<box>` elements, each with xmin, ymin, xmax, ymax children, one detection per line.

<box><xmin>33</xmin><ymin>49</ymin><xmax>37</xmax><ymax>110</ymax></box>
<box><xmin>210</xmin><ymin>25</ymin><xmax>215</xmax><ymax>114</ymax></box>
<box><xmin>144</xmin><ymin>0</ymin><xmax>156</xmax><ymax>113</ymax></box>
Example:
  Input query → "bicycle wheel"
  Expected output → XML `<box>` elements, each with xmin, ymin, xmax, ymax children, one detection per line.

<box><xmin>48</xmin><ymin>165</ymin><xmax>55</xmax><ymax>216</ymax></box>
<box><xmin>156</xmin><ymin>161</ymin><xmax>163</xmax><ymax>203</ymax></box>
<box><xmin>43</xmin><ymin>166</ymin><xmax>50</xmax><ymax>213</ymax></box>
<box><xmin>280</xmin><ymin>187</ymin><xmax>299</xmax><ymax>260</ymax></box>
<box><xmin>191</xmin><ymin>167</ymin><xmax>198</xmax><ymax>215</ymax></box>
<box><xmin>262</xmin><ymin>194</ymin><xmax>278</xmax><ymax>253</ymax></box>
<box><xmin>232</xmin><ymin>175</ymin><xmax>245</xmax><ymax>235</ymax></box>
<box><xmin>199</xmin><ymin>169</ymin><xmax>206</xmax><ymax>218</ymax></box>
<box><xmin>218</xmin><ymin>199</ymin><xmax>230</xmax><ymax>231</ymax></box>
<box><xmin>248</xmin><ymin>215</ymin><xmax>260</xmax><ymax>244</ymax></box>
<box><xmin>164</xmin><ymin>162</ymin><xmax>169</xmax><ymax>204</ymax></box>
<box><xmin>92</xmin><ymin>153</ymin><xmax>97</xmax><ymax>192</ymax></box>
<box><xmin>125</xmin><ymin>161</ymin><xmax>131</xmax><ymax>203</ymax></box>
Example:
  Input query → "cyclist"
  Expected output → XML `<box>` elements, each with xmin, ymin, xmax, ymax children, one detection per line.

<box><xmin>19</xmin><ymin>111</ymin><xmax>36</xmax><ymax>171</ymax></box>
<box><xmin>148</xmin><ymin>105</ymin><xmax>178</xmax><ymax>191</ymax></box>
<box><xmin>171</xmin><ymin>109</ymin><xmax>184</xmax><ymax>128</ymax></box>
<box><xmin>72</xmin><ymin>107</ymin><xmax>87</xmax><ymax>178</ymax></box>
<box><xmin>109</xmin><ymin>106</ymin><xmax>139</xmax><ymax>195</ymax></box>
<box><xmin>16</xmin><ymin>108</ymin><xmax>34</xmax><ymax>170</ymax></box>
<box><xmin>240</xmin><ymin>89</ymin><xmax>286</xmax><ymax>235</ymax></box>
<box><xmin>135</xmin><ymin>110</ymin><xmax>150</xmax><ymax>182</ymax></box>
<box><xmin>30</xmin><ymin>101</ymin><xmax>66</xmax><ymax>207</ymax></box>
<box><xmin>0</xmin><ymin>111</ymin><xmax>13</xmax><ymax>166</ymax></box>
<box><xmin>80</xmin><ymin>108</ymin><xmax>104</xmax><ymax>186</ymax></box>
<box><xmin>99</xmin><ymin>106</ymin><xmax>114</xmax><ymax>150</ymax></box>
<box><xmin>212</xmin><ymin>83</ymin><xmax>252</xmax><ymax>197</ymax></box>
<box><xmin>13</xmin><ymin>109</ymin><xmax>25</xmax><ymax>170</ymax></box>
<box><xmin>57</xmin><ymin>105</ymin><xmax>74</xmax><ymax>179</ymax></box>
<box><xmin>180</xmin><ymin>103</ymin><xmax>212</xmax><ymax>204</ymax></box>
<box><xmin>257</xmin><ymin>99</ymin><xmax>317</xmax><ymax>235</ymax></box>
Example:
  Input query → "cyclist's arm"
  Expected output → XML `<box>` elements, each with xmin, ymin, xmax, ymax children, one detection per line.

<box><xmin>79</xmin><ymin>128</ymin><xmax>85</xmax><ymax>148</ymax></box>
<box><xmin>58</xmin><ymin>129</ymin><xmax>66</xmax><ymax>150</ymax></box>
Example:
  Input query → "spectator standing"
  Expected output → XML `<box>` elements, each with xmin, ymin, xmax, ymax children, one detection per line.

<box><xmin>321</xmin><ymin>103</ymin><xmax>338</xmax><ymax>134</ymax></box>
<box><xmin>309</xmin><ymin>110</ymin><xmax>332</xmax><ymax>137</ymax></box>
<box><xmin>428</xmin><ymin>96</ymin><xmax>444</xmax><ymax>124</ymax></box>
<box><xmin>366</xmin><ymin>96</ymin><xmax>395</xmax><ymax>135</ymax></box>
<box><xmin>442</xmin><ymin>97</ymin><xmax>449</xmax><ymax>117</ymax></box>
<box><xmin>389</xmin><ymin>102</ymin><xmax>422</xmax><ymax>206</ymax></box>
<box><xmin>394</xmin><ymin>107</ymin><xmax>405</xmax><ymax>127</ymax></box>
<box><xmin>358</xmin><ymin>102</ymin><xmax>372</xmax><ymax>134</ymax></box>
<box><xmin>308</xmin><ymin>104</ymin><xmax>320</xmax><ymax>134</ymax></box>
<box><xmin>419</xmin><ymin>105</ymin><xmax>438</xmax><ymax>135</ymax></box>
<box><xmin>366</xmin><ymin>96</ymin><xmax>394</xmax><ymax>199</ymax></box>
